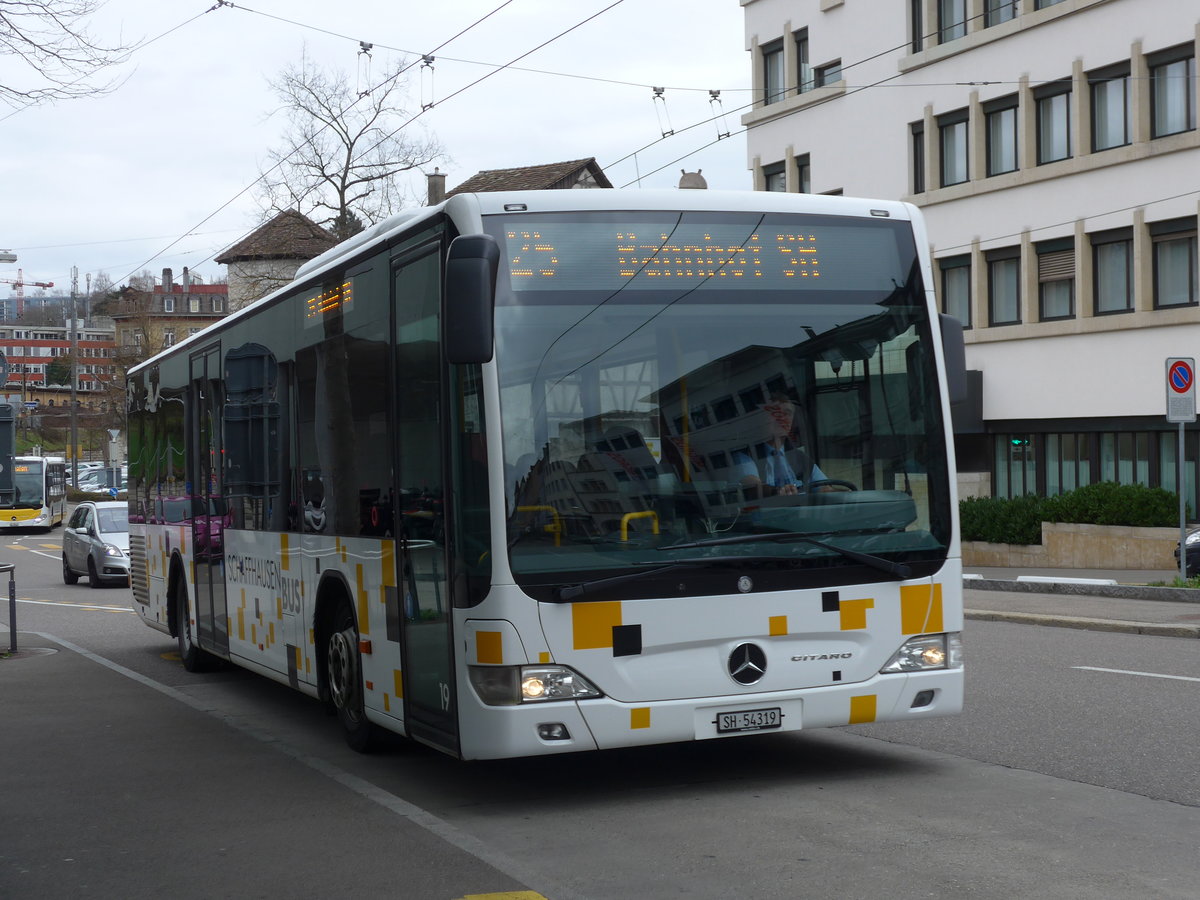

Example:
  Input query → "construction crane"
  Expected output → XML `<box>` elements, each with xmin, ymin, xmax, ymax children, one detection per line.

<box><xmin>0</xmin><ymin>269</ymin><xmax>54</xmax><ymax>317</ymax></box>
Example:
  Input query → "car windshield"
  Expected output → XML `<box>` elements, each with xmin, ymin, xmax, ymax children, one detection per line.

<box><xmin>488</xmin><ymin>209</ymin><xmax>953</xmax><ymax>595</ymax></box>
<box><xmin>96</xmin><ymin>508</ymin><xmax>128</xmax><ymax>533</ymax></box>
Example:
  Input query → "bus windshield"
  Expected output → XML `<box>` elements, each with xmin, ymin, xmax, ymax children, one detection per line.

<box><xmin>10</xmin><ymin>461</ymin><xmax>46</xmax><ymax>509</ymax></box>
<box><xmin>490</xmin><ymin>210</ymin><xmax>953</xmax><ymax>594</ymax></box>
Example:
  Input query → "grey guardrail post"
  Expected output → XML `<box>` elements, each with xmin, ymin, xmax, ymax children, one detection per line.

<box><xmin>1</xmin><ymin>562</ymin><xmax>14</xmax><ymax>653</ymax></box>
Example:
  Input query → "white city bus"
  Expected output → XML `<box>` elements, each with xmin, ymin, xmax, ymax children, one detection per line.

<box><xmin>126</xmin><ymin>189</ymin><xmax>965</xmax><ymax>760</ymax></box>
<box><xmin>0</xmin><ymin>455</ymin><xmax>67</xmax><ymax>531</ymax></box>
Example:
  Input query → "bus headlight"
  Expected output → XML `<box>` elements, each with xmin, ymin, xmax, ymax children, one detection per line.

<box><xmin>469</xmin><ymin>664</ymin><xmax>603</xmax><ymax>706</ymax></box>
<box><xmin>880</xmin><ymin>633</ymin><xmax>962</xmax><ymax>673</ymax></box>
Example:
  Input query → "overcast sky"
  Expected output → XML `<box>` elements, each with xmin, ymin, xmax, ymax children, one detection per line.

<box><xmin>1</xmin><ymin>0</ymin><xmax>751</xmax><ymax>295</ymax></box>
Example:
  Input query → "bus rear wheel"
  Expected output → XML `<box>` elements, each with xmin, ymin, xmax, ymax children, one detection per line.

<box><xmin>327</xmin><ymin>598</ymin><xmax>377</xmax><ymax>752</ymax></box>
<box><xmin>175</xmin><ymin>580</ymin><xmax>213</xmax><ymax>672</ymax></box>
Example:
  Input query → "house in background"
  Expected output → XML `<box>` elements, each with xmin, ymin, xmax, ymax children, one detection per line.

<box><xmin>443</xmin><ymin>158</ymin><xmax>613</xmax><ymax>199</ymax></box>
<box><xmin>741</xmin><ymin>0</ymin><xmax>1200</xmax><ymax>509</ymax></box>
<box><xmin>108</xmin><ymin>268</ymin><xmax>229</xmax><ymax>363</ymax></box>
<box><xmin>216</xmin><ymin>210</ymin><xmax>337</xmax><ymax>311</ymax></box>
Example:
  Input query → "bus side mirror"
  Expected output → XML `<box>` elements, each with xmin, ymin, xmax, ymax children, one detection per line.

<box><xmin>939</xmin><ymin>314</ymin><xmax>967</xmax><ymax>405</ymax></box>
<box><xmin>445</xmin><ymin>234</ymin><xmax>499</xmax><ymax>364</ymax></box>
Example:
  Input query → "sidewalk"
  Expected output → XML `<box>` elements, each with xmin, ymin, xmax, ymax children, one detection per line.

<box><xmin>962</xmin><ymin>566</ymin><xmax>1200</xmax><ymax>639</ymax></box>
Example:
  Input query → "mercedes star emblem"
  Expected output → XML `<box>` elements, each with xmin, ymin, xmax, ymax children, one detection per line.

<box><xmin>728</xmin><ymin>642</ymin><xmax>767</xmax><ymax>685</ymax></box>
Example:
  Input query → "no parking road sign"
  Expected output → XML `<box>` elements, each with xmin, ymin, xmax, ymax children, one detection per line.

<box><xmin>1166</xmin><ymin>357</ymin><xmax>1196</xmax><ymax>423</ymax></box>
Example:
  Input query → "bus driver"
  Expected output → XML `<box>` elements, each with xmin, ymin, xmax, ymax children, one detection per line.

<box><xmin>732</xmin><ymin>393</ymin><xmax>827</xmax><ymax>496</ymax></box>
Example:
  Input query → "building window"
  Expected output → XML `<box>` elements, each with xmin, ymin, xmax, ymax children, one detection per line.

<box><xmin>796</xmin><ymin>29</ymin><xmax>813</xmax><ymax>93</ymax></box>
<box><xmin>162</xmin><ymin>296</ymin><xmax>175</xmax><ymax>313</ymax></box>
<box><xmin>796</xmin><ymin>154</ymin><xmax>811</xmax><ymax>193</ymax></box>
<box><xmin>1035</xmin><ymin>0</ymin><xmax>1067</xmax><ymax>7</ymax></box>
<box><xmin>985</xmin><ymin>0</ymin><xmax>1016</xmax><ymax>27</ymax></box>
<box><xmin>984</xmin><ymin>96</ymin><xmax>1018</xmax><ymax>176</ymax></box>
<box><xmin>910</xmin><ymin>0</ymin><xmax>923</xmax><ymax>53</ymax></box>
<box><xmin>1152</xmin><ymin>218</ymin><xmax>1199</xmax><ymax>308</ymax></box>
<box><xmin>763</xmin><ymin>39</ymin><xmax>785</xmax><ymax>105</ymax></box>
<box><xmin>939</xmin><ymin>255</ymin><xmax>971</xmax><ymax>328</ymax></box>
<box><xmin>163</xmin><ymin>328</ymin><xmax>176</xmax><ymax>348</ymax></box>
<box><xmin>212</xmin><ymin>296</ymin><xmax>224</xmax><ymax>313</ymax></box>
<box><xmin>1150</xmin><ymin>46</ymin><xmax>1196</xmax><ymax>138</ymax></box>
<box><xmin>763</xmin><ymin>161</ymin><xmax>786</xmax><ymax>192</ymax></box>
<box><xmin>910</xmin><ymin>121</ymin><xmax>925</xmax><ymax>193</ymax></box>
<box><xmin>189</xmin><ymin>296</ymin><xmax>200</xmax><ymax>313</ymax></box>
<box><xmin>1037</xmin><ymin>238</ymin><xmax>1075</xmax><ymax>320</ymax></box>
<box><xmin>1092</xmin><ymin>228</ymin><xmax>1133</xmax><ymax>314</ymax></box>
<box><xmin>1035</xmin><ymin>81</ymin><xmax>1072</xmax><ymax>163</ymax></box>
<box><xmin>994</xmin><ymin>434</ymin><xmax>1036</xmax><ymax>499</ymax></box>
<box><xmin>939</xmin><ymin>109</ymin><xmax>969</xmax><ymax>186</ymax></box>
<box><xmin>1090</xmin><ymin>65</ymin><xmax>1131</xmax><ymax>151</ymax></box>
<box><xmin>814</xmin><ymin>60</ymin><xmax>842</xmax><ymax>87</ymax></box>
<box><xmin>987</xmin><ymin>249</ymin><xmax>1020</xmax><ymax>325</ymax></box>
<box><xmin>938</xmin><ymin>0</ymin><xmax>966</xmax><ymax>44</ymax></box>
<box><xmin>1100</xmin><ymin>432</ymin><xmax>1151</xmax><ymax>486</ymax></box>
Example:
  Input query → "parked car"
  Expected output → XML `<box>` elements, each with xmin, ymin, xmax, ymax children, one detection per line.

<box><xmin>1174</xmin><ymin>528</ymin><xmax>1200</xmax><ymax>577</ymax></box>
<box><xmin>62</xmin><ymin>500</ymin><xmax>130</xmax><ymax>588</ymax></box>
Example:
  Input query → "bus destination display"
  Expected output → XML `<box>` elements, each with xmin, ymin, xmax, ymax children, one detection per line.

<box><xmin>501</xmin><ymin>217</ymin><xmax>904</xmax><ymax>293</ymax></box>
<box><xmin>303</xmin><ymin>280</ymin><xmax>353</xmax><ymax>326</ymax></box>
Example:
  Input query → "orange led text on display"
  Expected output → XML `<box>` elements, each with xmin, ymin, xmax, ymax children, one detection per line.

<box><xmin>506</xmin><ymin>230</ymin><xmax>821</xmax><ymax>282</ymax></box>
<box><xmin>303</xmin><ymin>281</ymin><xmax>353</xmax><ymax>325</ymax></box>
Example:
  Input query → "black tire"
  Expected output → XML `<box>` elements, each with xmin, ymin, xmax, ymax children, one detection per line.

<box><xmin>175</xmin><ymin>578</ymin><xmax>213</xmax><ymax>672</ymax></box>
<box><xmin>62</xmin><ymin>555</ymin><xmax>79</xmax><ymax>585</ymax></box>
<box><xmin>326</xmin><ymin>597</ymin><xmax>377</xmax><ymax>752</ymax></box>
<box><xmin>87</xmin><ymin>557</ymin><xmax>102</xmax><ymax>589</ymax></box>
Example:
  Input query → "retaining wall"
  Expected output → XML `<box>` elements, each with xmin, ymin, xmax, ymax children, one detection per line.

<box><xmin>962</xmin><ymin>522</ymin><xmax>1179</xmax><ymax>569</ymax></box>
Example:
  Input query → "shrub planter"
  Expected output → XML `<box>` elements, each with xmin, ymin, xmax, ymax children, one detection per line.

<box><xmin>962</xmin><ymin>522</ymin><xmax>1179</xmax><ymax>569</ymax></box>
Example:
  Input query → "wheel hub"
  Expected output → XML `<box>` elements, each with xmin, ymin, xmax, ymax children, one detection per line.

<box><xmin>327</xmin><ymin>627</ymin><xmax>360</xmax><ymax>710</ymax></box>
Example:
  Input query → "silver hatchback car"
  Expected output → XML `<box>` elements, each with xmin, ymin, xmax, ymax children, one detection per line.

<box><xmin>62</xmin><ymin>501</ymin><xmax>130</xmax><ymax>588</ymax></box>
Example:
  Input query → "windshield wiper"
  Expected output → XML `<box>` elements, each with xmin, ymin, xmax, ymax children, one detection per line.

<box><xmin>658</xmin><ymin>532</ymin><xmax>912</xmax><ymax>580</ymax></box>
<box><xmin>552</xmin><ymin>557</ymin><xmax>750</xmax><ymax>603</ymax></box>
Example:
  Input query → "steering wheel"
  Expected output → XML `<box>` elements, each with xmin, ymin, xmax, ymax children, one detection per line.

<box><xmin>805</xmin><ymin>478</ymin><xmax>857</xmax><ymax>492</ymax></box>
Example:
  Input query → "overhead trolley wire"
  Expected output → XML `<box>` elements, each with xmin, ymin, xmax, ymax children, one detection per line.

<box><xmin>118</xmin><ymin>0</ymin><xmax>626</xmax><ymax>283</ymax></box>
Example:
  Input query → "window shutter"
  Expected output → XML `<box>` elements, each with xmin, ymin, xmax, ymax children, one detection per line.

<box><xmin>1038</xmin><ymin>249</ymin><xmax>1074</xmax><ymax>281</ymax></box>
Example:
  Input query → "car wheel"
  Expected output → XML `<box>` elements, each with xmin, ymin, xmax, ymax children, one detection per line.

<box><xmin>62</xmin><ymin>555</ymin><xmax>79</xmax><ymax>585</ymax></box>
<box><xmin>87</xmin><ymin>557</ymin><xmax>102</xmax><ymax>589</ymax></box>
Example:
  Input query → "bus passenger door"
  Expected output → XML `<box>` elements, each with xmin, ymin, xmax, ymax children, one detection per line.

<box><xmin>393</xmin><ymin>245</ymin><xmax>458</xmax><ymax>754</ymax></box>
<box><xmin>189</xmin><ymin>344</ymin><xmax>228</xmax><ymax>657</ymax></box>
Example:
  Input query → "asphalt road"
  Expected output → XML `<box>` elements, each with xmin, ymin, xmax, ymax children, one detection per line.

<box><xmin>3</xmin><ymin>530</ymin><xmax>1199</xmax><ymax>899</ymax></box>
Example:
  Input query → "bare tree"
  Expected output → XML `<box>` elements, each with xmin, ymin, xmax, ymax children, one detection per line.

<box><xmin>257</xmin><ymin>53</ymin><xmax>444</xmax><ymax>238</ymax></box>
<box><xmin>0</xmin><ymin>0</ymin><xmax>131</xmax><ymax>107</ymax></box>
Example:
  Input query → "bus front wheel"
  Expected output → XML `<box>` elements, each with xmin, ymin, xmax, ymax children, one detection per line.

<box><xmin>327</xmin><ymin>598</ymin><xmax>377</xmax><ymax>752</ymax></box>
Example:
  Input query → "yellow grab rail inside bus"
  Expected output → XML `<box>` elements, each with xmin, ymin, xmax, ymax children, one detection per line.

<box><xmin>517</xmin><ymin>505</ymin><xmax>563</xmax><ymax>547</ymax></box>
<box><xmin>620</xmin><ymin>510</ymin><xmax>659</xmax><ymax>542</ymax></box>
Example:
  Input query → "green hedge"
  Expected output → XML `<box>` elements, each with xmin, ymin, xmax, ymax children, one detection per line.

<box><xmin>960</xmin><ymin>482</ymin><xmax>1183</xmax><ymax>545</ymax></box>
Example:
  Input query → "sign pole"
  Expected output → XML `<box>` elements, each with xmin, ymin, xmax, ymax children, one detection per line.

<box><xmin>1181</xmin><ymin>422</ymin><xmax>1188</xmax><ymax>582</ymax></box>
<box><xmin>1166</xmin><ymin>357</ymin><xmax>1196</xmax><ymax>582</ymax></box>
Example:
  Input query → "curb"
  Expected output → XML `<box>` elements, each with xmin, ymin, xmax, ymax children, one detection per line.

<box><xmin>964</xmin><ymin>609</ymin><xmax>1200</xmax><ymax>638</ymax></box>
<box><xmin>964</xmin><ymin>578</ymin><xmax>1200</xmax><ymax>604</ymax></box>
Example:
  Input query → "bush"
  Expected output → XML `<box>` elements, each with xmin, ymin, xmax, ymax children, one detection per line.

<box><xmin>960</xmin><ymin>482</ymin><xmax>1183</xmax><ymax>545</ymax></box>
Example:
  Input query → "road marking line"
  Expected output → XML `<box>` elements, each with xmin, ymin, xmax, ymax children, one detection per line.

<box><xmin>14</xmin><ymin>597</ymin><xmax>133</xmax><ymax>613</ymax></box>
<box><xmin>1073</xmin><ymin>665</ymin><xmax>1200</xmax><ymax>683</ymax></box>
